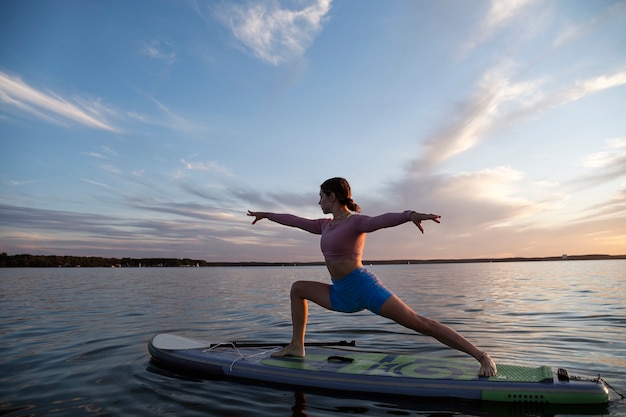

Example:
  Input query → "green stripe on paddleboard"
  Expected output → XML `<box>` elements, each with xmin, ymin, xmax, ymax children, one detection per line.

<box><xmin>261</xmin><ymin>353</ymin><xmax>554</xmax><ymax>383</ymax></box>
<box><xmin>335</xmin><ymin>354</ymin><xmax>479</xmax><ymax>380</ymax></box>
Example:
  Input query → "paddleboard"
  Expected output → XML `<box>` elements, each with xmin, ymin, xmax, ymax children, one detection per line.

<box><xmin>148</xmin><ymin>333</ymin><xmax>609</xmax><ymax>405</ymax></box>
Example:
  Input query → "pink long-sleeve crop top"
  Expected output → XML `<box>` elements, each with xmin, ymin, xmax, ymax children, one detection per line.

<box><xmin>266</xmin><ymin>211</ymin><xmax>413</xmax><ymax>261</ymax></box>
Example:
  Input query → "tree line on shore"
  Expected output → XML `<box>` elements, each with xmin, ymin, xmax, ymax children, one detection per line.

<box><xmin>0</xmin><ymin>253</ymin><xmax>208</xmax><ymax>268</ymax></box>
<box><xmin>1</xmin><ymin>252</ymin><xmax>623</xmax><ymax>268</ymax></box>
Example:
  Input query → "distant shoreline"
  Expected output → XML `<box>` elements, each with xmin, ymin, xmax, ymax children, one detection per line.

<box><xmin>205</xmin><ymin>254</ymin><xmax>626</xmax><ymax>267</ymax></box>
<box><xmin>1</xmin><ymin>253</ymin><xmax>624</xmax><ymax>268</ymax></box>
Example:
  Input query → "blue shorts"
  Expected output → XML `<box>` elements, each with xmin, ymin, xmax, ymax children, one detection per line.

<box><xmin>329</xmin><ymin>268</ymin><xmax>394</xmax><ymax>315</ymax></box>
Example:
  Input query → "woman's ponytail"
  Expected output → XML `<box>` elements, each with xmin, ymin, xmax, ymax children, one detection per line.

<box><xmin>344</xmin><ymin>197</ymin><xmax>361</xmax><ymax>213</ymax></box>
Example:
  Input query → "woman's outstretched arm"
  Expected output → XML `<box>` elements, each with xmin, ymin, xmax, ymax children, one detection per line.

<box><xmin>356</xmin><ymin>211</ymin><xmax>441</xmax><ymax>234</ymax></box>
<box><xmin>247</xmin><ymin>210</ymin><xmax>326</xmax><ymax>234</ymax></box>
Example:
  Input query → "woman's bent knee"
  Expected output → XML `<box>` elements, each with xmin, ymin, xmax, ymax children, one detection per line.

<box><xmin>290</xmin><ymin>281</ymin><xmax>332</xmax><ymax>310</ymax></box>
<box><xmin>290</xmin><ymin>281</ymin><xmax>309</xmax><ymax>297</ymax></box>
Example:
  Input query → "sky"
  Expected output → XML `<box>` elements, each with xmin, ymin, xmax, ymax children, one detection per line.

<box><xmin>1</xmin><ymin>0</ymin><xmax>625</xmax><ymax>262</ymax></box>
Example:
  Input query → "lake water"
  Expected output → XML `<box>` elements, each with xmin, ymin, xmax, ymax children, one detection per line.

<box><xmin>1</xmin><ymin>261</ymin><xmax>624</xmax><ymax>416</ymax></box>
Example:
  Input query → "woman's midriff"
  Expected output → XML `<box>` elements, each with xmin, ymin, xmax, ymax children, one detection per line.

<box><xmin>326</xmin><ymin>259</ymin><xmax>363</xmax><ymax>281</ymax></box>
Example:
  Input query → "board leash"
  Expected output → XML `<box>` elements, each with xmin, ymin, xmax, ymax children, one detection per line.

<box><xmin>209</xmin><ymin>340</ymin><xmax>356</xmax><ymax>348</ymax></box>
<box><xmin>572</xmin><ymin>374</ymin><xmax>625</xmax><ymax>400</ymax></box>
<box><xmin>598</xmin><ymin>375</ymin><xmax>625</xmax><ymax>400</ymax></box>
<box><xmin>202</xmin><ymin>342</ymin><xmax>278</xmax><ymax>371</ymax></box>
<box><xmin>204</xmin><ymin>340</ymin><xmax>356</xmax><ymax>371</ymax></box>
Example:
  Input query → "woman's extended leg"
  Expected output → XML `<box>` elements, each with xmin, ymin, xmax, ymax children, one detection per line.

<box><xmin>272</xmin><ymin>281</ymin><xmax>332</xmax><ymax>357</ymax></box>
<box><xmin>379</xmin><ymin>295</ymin><xmax>497</xmax><ymax>376</ymax></box>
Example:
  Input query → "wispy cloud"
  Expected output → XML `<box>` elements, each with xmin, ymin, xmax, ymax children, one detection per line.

<box><xmin>81</xmin><ymin>178</ymin><xmax>113</xmax><ymax>189</ymax></box>
<box><xmin>411</xmin><ymin>68</ymin><xmax>626</xmax><ymax>174</ymax></box>
<box><xmin>592</xmin><ymin>188</ymin><xmax>626</xmax><ymax>218</ymax></box>
<box><xmin>141</xmin><ymin>94</ymin><xmax>209</xmax><ymax>133</ymax></box>
<box><xmin>461</xmin><ymin>0</ymin><xmax>538</xmax><ymax>55</ymax></box>
<box><xmin>0</xmin><ymin>201</ymin><xmax>260</xmax><ymax>259</ymax></box>
<box><xmin>410</xmin><ymin>65</ymin><xmax>539</xmax><ymax>172</ymax></box>
<box><xmin>417</xmin><ymin>167</ymin><xmax>539</xmax><ymax>232</ymax></box>
<box><xmin>4</xmin><ymin>179</ymin><xmax>37</xmax><ymax>187</ymax></box>
<box><xmin>571</xmin><ymin>138</ymin><xmax>626</xmax><ymax>189</ymax></box>
<box><xmin>553</xmin><ymin>1</ymin><xmax>626</xmax><ymax>48</ymax></box>
<box><xmin>181</xmin><ymin>159</ymin><xmax>233</xmax><ymax>176</ymax></box>
<box><xmin>214</xmin><ymin>0</ymin><xmax>332</xmax><ymax>65</ymax></box>
<box><xmin>390</xmin><ymin>65</ymin><xmax>626</xmax><ymax>245</ymax></box>
<box><xmin>83</xmin><ymin>146</ymin><xmax>119</xmax><ymax>160</ymax></box>
<box><xmin>0</xmin><ymin>72</ymin><xmax>118</xmax><ymax>131</ymax></box>
<box><xmin>140</xmin><ymin>38</ymin><xmax>178</xmax><ymax>79</ymax></box>
<box><xmin>141</xmin><ymin>39</ymin><xmax>178</xmax><ymax>63</ymax></box>
<box><xmin>0</xmin><ymin>71</ymin><xmax>206</xmax><ymax>135</ymax></box>
<box><xmin>583</xmin><ymin>138</ymin><xmax>626</xmax><ymax>169</ymax></box>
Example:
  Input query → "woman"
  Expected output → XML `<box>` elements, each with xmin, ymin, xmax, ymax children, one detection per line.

<box><xmin>248</xmin><ymin>177</ymin><xmax>497</xmax><ymax>376</ymax></box>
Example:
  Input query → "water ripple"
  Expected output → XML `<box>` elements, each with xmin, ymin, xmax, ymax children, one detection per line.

<box><xmin>1</xmin><ymin>261</ymin><xmax>624</xmax><ymax>416</ymax></box>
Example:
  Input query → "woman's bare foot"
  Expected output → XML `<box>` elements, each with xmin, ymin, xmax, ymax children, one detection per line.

<box><xmin>477</xmin><ymin>351</ymin><xmax>497</xmax><ymax>376</ymax></box>
<box><xmin>271</xmin><ymin>343</ymin><xmax>305</xmax><ymax>357</ymax></box>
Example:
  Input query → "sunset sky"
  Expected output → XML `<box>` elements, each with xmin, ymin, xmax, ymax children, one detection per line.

<box><xmin>2</xmin><ymin>0</ymin><xmax>625</xmax><ymax>262</ymax></box>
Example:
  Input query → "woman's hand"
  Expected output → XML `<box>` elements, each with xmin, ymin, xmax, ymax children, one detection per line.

<box><xmin>247</xmin><ymin>210</ymin><xmax>267</xmax><ymax>225</ymax></box>
<box><xmin>410</xmin><ymin>212</ymin><xmax>441</xmax><ymax>233</ymax></box>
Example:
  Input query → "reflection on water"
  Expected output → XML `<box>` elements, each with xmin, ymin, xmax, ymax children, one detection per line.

<box><xmin>0</xmin><ymin>261</ymin><xmax>624</xmax><ymax>416</ymax></box>
<box><xmin>284</xmin><ymin>391</ymin><xmax>610</xmax><ymax>417</ymax></box>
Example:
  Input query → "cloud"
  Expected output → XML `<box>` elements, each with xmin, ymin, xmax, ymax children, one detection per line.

<box><xmin>570</xmin><ymin>138</ymin><xmax>626</xmax><ymax>189</ymax></box>
<box><xmin>430</xmin><ymin>167</ymin><xmax>544</xmax><ymax>231</ymax></box>
<box><xmin>579</xmin><ymin>187</ymin><xmax>626</xmax><ymax>223</ymax></box>
<box><xmin>0</xmin><ymin>72</ymin><xmax>118</xmax><ymax>131</ymax></box>
<box><xmin>461</xmin><ymin>0</ymin><xmax>538</xmax><ymax>55</ymax></box>
<box><xmin>81</xmin><ymin>178</ymin><xmax>113</xmax><ymax>189</ymax></box>
<box><xmin>140</xmin><ymin>94</ymin><xmax>209</xmax><ymax>133</ymax></box>
<box><xmin>484</xmin><ymin>0</ymin><xmax>536</xmax><ymax>29</ymax></box>
<box><xmin>214</xmin><ymin>0</ymin><xmax>332</xmax><ymax>65</ymax></box>
<box><xmin>0</xmin><ymin>201</ymin><xmax>303</xmax><ymax>260</ymax></box>
<box><xmin>409</xmin><ymin>68</ymin><xmax>626</xmax><ymax>175</ymax></box>
<box><xmin>505</xmin><ymin>71</ymin><xmax>626</xmax><ymax>121</ymax></box>
<box><xmin>181</xmin><ymin>159</ymin><xmax>233</xmax><ymax>176</ymax></box>
<box><xmin>0</xmin><ymin>203</ymin><xmax>120</xmax><ymax>235</ymax></box>
<box><xmin>140</xmin><ymin>39</ymin><xmax>178</xmax><ymax>80</ymax></box>
<box><xmin>553</xmin><ymin>1</ymin><xmax>626</xmax><ymax>48</ymax></box>
<box><xmin>4</xmin><ymin>179</ymin><xmax>37</xmax><ymax>187</ymax></box>
<box><xmin>583</xmin><ymin>138</ymin><xmax>626</xmax><ymax>169</ymax></box>
<box><xmin>389</xmin><ymin>66</ymin><xmax>626</xmax><ymax>249</ymax></box>
<box><xmin>410</xmin><ymin>66</ymin><xmax>539</xmax><ymax>172</ymax></box>
<box><xmin>0</xmin><ymin>71</ymin><xmax>207</xmax><ymax>135</ymax></box>
<box><xmin>141</xmin><ymin>39</ymin><xmax>178</xmax><ymax>63</ymax></box>
<box><xmin>130</xmin><ymin>201</ymin><xmax>229</xmax><ymax>222</ymax></box>
<box><xmin>83</xmin><ymin>146</ymin><xmax>119</xmax><ymax>160</ymax></box>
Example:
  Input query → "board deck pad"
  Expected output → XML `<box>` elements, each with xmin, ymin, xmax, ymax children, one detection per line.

<box><xmin>261</xmin><ymin>352</ymin><xmax>553</xmax><ymax>383</ymax></box>
<box><xmin>148</xmin><ymin>334</ymin><xmax>610</xmax><ymax>405</ymax></box>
